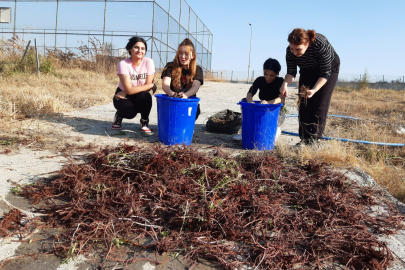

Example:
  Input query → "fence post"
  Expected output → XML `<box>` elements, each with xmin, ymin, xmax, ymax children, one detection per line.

<box><xmin>102</xmin><ymin>0</ymin><xmax>107</xmax><ymax>49</ymax></box>
<box><xmin>65</xmin><ymin>30</ymin><xmax>67</xmax><ymax>53</ymax></box>
<box><xmin>151</xmin><ymin>1</ymin><xmax>155</xmax><ymax>60</ymax></box>
<box><xmin>21</xmin><ymin>40</ymin><xmax>31</xmax><ymax>60</ymax></box>
<box><xmin>383</xmin><ymin>75</ymin><xmax>384</xmax><ymax>82</ymax></box>
<box><xmin>166</xmin><ymin>0</ymin><xmax>171</xmax><ymax>64</ymax></box>
<box><xmin>231</xmin><ymin>71</ymin><xmax>233</xmax><ymax>82</ymax></box>
<box><xmin>13</xmin><ymin>0</ymin><xmax>17</xmax><ymax>34</ymax></box>
<box><xmin>55</xmin><ymin>0</ymin><xmax>59</xmax><ymax>48</ymax></box>
<box><xmin>187</xmin><ymin>6</ymin><xmax>190</xmax><ymax>38</ymax></box>
<box><xmin>34</xmin><ymin>38</ymin><xmax>40</xmax><ymax>74</ymax></box>
<box><xmin>43</xmin><ymin>30</ymin><xmax>46</xmax><ymax>55</ymax></box>
<box><xmin>178</xmin><ymin>0</ymin><xmax>181</xmax><ymax>45</ymax></box>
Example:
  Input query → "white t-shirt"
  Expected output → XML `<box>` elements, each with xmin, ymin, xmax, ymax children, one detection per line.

<box><xmin>117</xmin><ymin>57</ymin><xmax>156</xmax><ymax>90</ymax></box>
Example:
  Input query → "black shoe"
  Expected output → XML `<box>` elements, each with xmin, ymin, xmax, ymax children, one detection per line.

<box><xmin>140</xmin><ymin>119</ymin><xmax>151</xmax><ymax>133</ymax></box>
<box><xmin>112</xmin><ymin>112</ymin><xmax>123</xmax><ymax>130</ymax></box>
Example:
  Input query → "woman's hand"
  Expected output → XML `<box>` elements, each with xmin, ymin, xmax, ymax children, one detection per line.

<box><xmin>306</xmin><ymin>89</ymin><xmax>318</xmax><ymax>98</ymax></box>
<box><xmin>115</xmin><ymin>91</ymin><xmax>127</xmax><ymax>100</ymax></box>
<box><xmin>280</xmin><ymin>84</ymin><xmax>288</xmax><ymax>97</ymax></box>
<box><xmin>260</xmin><ymin>100</ymin><xmax>269</xmax><ymax>104</ymax></box>
<box><xmin>179</xmin><ymin>92</ymin><xmax>188</xmax><ymax>99</ymax></box>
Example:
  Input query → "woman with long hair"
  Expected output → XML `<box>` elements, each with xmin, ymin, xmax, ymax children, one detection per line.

<box><xmin>280</xmin><ymin>28</ymin><xmax>340</xmax><ymax>146</ymax></box>
<box><xmin>161</xmin><ymin>38</ymin><xmax>203</xmax><ymax>119</ymax></box>
<box><xmin>112</xmin><ymin>36</ymin><xmax>156</xmax><ymax>132</ymax></box>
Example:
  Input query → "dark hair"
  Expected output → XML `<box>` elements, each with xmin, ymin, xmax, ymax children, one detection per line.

<box><xmin>288</xmin><ymin>28</ymin><xmax>316</xmax><ymax>45</ymax></box>
<box><xmin>263</xmin><ymin>58</ymin><xmax>281</xmax><ymax>74</ymax></box>
<box><xmin>125</xmin><ymin>36</ymin><xmax>147</xmax><ymax>55</ymax></box>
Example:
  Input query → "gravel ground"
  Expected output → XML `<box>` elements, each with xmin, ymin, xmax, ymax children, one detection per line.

<box><xmin>0</xmin><ymin>81</ymin><xmax>404</xmax><ymax>270</ymax></box>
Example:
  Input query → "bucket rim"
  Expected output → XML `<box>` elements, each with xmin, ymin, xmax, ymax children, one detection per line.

<box><xmin>155</xmin><ymin>94</ymin><xmax>200</xmax><ymax>102</ymax></box>
<box><xmin>237</xmin><ymin>101</ymin><xmax>283</xmax><ymax>107</ymax></box>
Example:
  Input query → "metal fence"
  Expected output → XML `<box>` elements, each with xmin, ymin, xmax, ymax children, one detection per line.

<box><xmin>211</xmin><ymin>70</ymin><xmax>405</xmax><ymax>84</ymax></box>
<box><xmin>0</xmin><ymin>0</ymin><xmax>212</xmax><ymax>71</ymax></box>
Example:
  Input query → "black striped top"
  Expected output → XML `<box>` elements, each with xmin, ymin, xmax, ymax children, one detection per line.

<box><xmin>286</xmin><ymin>33</ymin><xmax>336</xmax><ymax>79</ymax></box>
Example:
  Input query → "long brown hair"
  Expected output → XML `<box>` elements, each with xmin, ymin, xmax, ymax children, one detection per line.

<box><xmin>167</xmin><ymin>38</ymin><xmax>197</xmax><ymax>91</ymax></box>
<box><xmin>288</xmin><ymin>28</ymin><xmax>316</xmax><ymax>45</ymax></box>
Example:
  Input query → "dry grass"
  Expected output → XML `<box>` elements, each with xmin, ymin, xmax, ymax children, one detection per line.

<box><xmin>277</xmin><ymin>86</ymin><xmax>405</xmax><ymax>203</ymax></box>
<box><xmin>331</xmin><ymin>86</ymin><xmax>405</xmax><ymax>126</ymax></box>
<box><xmin>0</xmin><ymin>35</ymin><xmax>163</xmax><ymax>119</ymax></box>
<box><xmin>0</xmin><ymin>69</ymin><xmax>117</xmax><ymax>119</ymax></box>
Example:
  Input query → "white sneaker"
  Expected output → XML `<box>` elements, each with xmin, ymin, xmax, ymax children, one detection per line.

<box><xmin>233</xmin><ymin>134</ymin><xmax>242</xmax><ymax>141</ymax></box>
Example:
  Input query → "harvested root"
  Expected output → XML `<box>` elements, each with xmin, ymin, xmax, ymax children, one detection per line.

<box><xmin>8</xmin><ymin>145</ymin><xmax>405</xmax><ymax>269</ymax></box>
<box><xmin>297</xmin><ymin>85</ymin><xmax>309</xmax><ymax>107</ymax></box>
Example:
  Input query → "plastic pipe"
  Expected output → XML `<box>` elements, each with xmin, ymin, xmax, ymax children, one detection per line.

<box><xmin>282</xmin><ymin>114</ymin><xmax>405</xmax><ymax>147</ymax></box>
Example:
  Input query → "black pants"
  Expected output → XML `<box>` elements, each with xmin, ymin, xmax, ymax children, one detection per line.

<box><xmin>113</xmin><ymin>88</ymin><xmax>152</xmax><ymax>120</ymax></box>
<box><xmin>195</xmin><ymin>104</ymin><xmax>201</xmax><ymax>120</ymax></box>
<box><xmin>298</xmin><ymin>54</ymin><xmax>340</xmax><ymax>143</ymax></box>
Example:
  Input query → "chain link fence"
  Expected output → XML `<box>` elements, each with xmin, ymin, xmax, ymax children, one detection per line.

<box><xmin>0</xmin><ymin>0</ymin><xmax>212</xmax><ymax>71</ymax></box>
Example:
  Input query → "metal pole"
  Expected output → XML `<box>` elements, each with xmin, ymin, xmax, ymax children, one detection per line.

<box><xmin>160</xmin><ymin>33</ymin><xmax>162</xmax><ymax>68</ymax></box>
<box><xmin>21</xmin><ymin>40</ymin><xmax>31</xmax><ymax>60</ymax></box>
<box><xmin>178</xmin><ymin>0</ymin><xmax>181</xmax><ymax>45</ymax></box>
<box><xmin>383</xmin><ymin>75</ymin><xmax>384</xmax><ymax>82</ymax></box>
<box><xmin>206</xmin><ymin>31</ymin><xmax>210</xmax><ymax>70</ymax></box>
<box><xmin>34</xmin><ymin>38</ymin><xmax>40</xmax><ymax>74</ymax></box>
<box><xmin>187</xmin><ymin>6</ymin><xmax>190</xmax><ymax>38</ymax></box>
<box><xmin>13</xmin><ymin>0</ymin><xmax>16</xmax><ymax>34</ymax></box>
<box><xmin>166</xmin><ymin>0</ymin><xmax>170</xmax><ymax>63</ymax></box>
<box><xmin>65</xmin><ymin>30</ymin><xmax>67</xmax><ymax>53</ymax></box>
<box><xmin>55</xmin><ymin>0</ymin><xmax>59</xmax><ymax>48</ymax></box>
<box><xmin>88</xmin><ymin>30</ymin><xmax>90</xmax><ymax>60</ymax></box>
<box><xmin>43</xmin><ymin>29</ymin><xmax>45</xmax><ymax>55</ymax></box>
<box><xmin>102</xmin><ymin>0</ymin><xmax>107</xmax><ymax>48</ymax></box>
<box><xmin>248</xmin><ymin>23</ymin><xmax>252</xmax><ymax>82</ymax></box>
<box><xmin>151</xmin><ymin>1</ymin><xmax>155</xmax><ymax>60</ymax></box>
<box><xmin>231</xmin><ymin>71</ymin><xmax>233</xmax><ymax>82</ymax></box>
<box><xmin>210</xmin><ymin>32</ymin><xmax>213</xmax><ymax>70</ymax></box>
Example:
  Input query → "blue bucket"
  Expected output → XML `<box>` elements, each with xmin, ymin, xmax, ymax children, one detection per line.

<box><xmin>238</xmin><ymin>101</ymin><xmax>282</xmax><ymax>150</ymax></box>
<box><xmin>155</xmin><ymin>94</ymin><xmax>200</xmax><ymax>145</ymax></box>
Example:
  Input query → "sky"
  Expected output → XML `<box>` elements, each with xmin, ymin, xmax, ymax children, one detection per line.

<box><xmin>185</xmin><ymin>0</ymin><xmax>405</xmax><ymax>81</ymax></box>
<box><xmin>1</xmin><ymin>0</ymin><xmax>404</xmax><ymax>81</ymax></box>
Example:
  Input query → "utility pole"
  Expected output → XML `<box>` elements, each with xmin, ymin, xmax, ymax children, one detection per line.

<box><xmin>248</xmin><ymin>23</ymin><xmax>252</xmax><ymax>82</ymax></box>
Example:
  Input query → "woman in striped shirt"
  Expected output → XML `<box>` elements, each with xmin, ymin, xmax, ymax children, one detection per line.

<box><xmin>280</xmin><ymin>28</ymin><xmax>340</xmax><ymax>146</ymax></box>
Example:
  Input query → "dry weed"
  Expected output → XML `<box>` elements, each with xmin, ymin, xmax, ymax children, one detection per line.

<box><xmin>0</xmin><ymin>69</ymin><xmax>116</xmax><ymax>119</ymax></box>
<box><xmin>276</xmin><ymin>86</ymin><xmax>405</xmax><ymax>202</ymax></box>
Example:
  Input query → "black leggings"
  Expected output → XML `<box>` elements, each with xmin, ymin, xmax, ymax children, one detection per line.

<box><xmin>113</xmin><ymin>88</ymin><xmax>152</xmax><ymax>120</ymax></box>
<box><xmin>298</xmin><ymin>54</ymin><xmax>340</xmax><ymax>143</ymax></box>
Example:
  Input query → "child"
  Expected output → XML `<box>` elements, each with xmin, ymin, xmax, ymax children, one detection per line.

<box><xmin>234</xmin><ymin>58</ymin><xmax>285</xmax><ymax>140</ymax></box>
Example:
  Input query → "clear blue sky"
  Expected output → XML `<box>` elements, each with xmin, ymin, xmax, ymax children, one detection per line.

<box><xmin>185</xmin><ymin>0</ymin><xmax>405</xmax><ymax>79</ymax></box>
<box><xmin>2</xmin><ymin>0</ymin><xmax>404</xmax><ymax>80</ymax></box>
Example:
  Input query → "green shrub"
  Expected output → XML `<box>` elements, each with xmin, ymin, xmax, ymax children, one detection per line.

<box><xmin>40</xmin><ymin>58</ymin><xmax>56</xmax><ymax>74</ymax></box>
